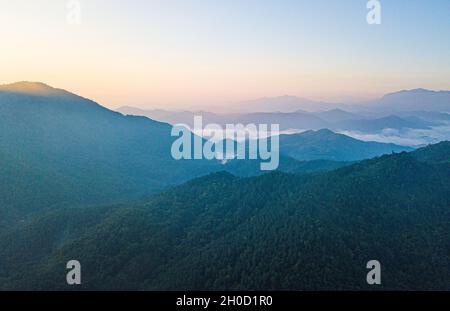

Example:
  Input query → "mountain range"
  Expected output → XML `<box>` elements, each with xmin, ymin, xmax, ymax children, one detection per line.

<box><xmin>118</xmin><ymin>89</ymin><xmax>450</xmax><ymax>137</ymax></box>
<box><xmin>366</xmin><ymin>89</ymin><xmax>450</xmax><ymax>113</ymax></box>
<box><xmin>0</xmin><ymin>82</ymin><xmax>414</xmax><ymax>230</ymax></box>
<box><xmin>1</xmin><ymin>81</ymin><xmax>449</xmax><ymax>290</ymax></box>
<box><xmin>0</xmin><ymin>82</ymin><xmax>219</xmax><ymax>230</ymax></box>
<box><xmin>1</xmin><ymin>141</ymin><xmax>448</xmax><ymax>290</ymax></box>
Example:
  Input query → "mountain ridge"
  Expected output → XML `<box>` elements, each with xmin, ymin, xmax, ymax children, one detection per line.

<box><xmin>1</xmin><ymin>141</ymin><xmax>448</xmax><ymax>290</ymax></box>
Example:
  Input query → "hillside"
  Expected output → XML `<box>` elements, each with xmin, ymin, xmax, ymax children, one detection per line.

<box><xmin>0</xmin><ymin>82</ymin><xmax>221</xmax><ymax>229</ymax></box>
<box><xmin>1</xmin><ymin>83</ymin><xmax>414</xmax><ymax>230</ymax></box>
<box><xmin>1</xmin><ymin>142</ymin><xmax>448</xmax><ymax>290</ymax></box>
<box><xmin>279</xmin><ymin>129</ymin><xmax>412</xmax><ymax>161</ymax></box>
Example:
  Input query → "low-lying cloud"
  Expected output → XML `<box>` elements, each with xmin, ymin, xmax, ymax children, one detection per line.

<box><xmin>338</xmin><ymin>124</ymin><xmax>450</xmax><ymax>147</ymax></box>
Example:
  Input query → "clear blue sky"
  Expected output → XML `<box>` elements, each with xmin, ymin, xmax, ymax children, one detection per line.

<box><xmin>0</xmin><ymin>0</ymin><xmax>449</xmax><ymax>109</ymax></box>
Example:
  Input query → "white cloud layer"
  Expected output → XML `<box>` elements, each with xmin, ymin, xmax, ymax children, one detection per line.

<box><xmin>338</xmin><ymin>124</ymin><xmax>450</xmax><ymax>147</ymax></box>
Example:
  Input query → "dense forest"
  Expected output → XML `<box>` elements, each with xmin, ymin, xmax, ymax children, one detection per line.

<box><xmin>1</xmin><ymin>142</ymin><xmax>449</xmax><ymax>290</ymax></box>
<box><xmin>1</xmin><ymin>83</ymin><xmax>449</xmax><ymax>291</ymax></box>
<box><xmin>0</xmin><ymin>84</ymin><xmax>407</xmax><ymax>233</ymax></box>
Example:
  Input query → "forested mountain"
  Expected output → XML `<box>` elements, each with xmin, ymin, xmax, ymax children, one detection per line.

<box><xmin>0</xmin><ymin>82</ymin><xmax>221</xmax><ymax>230</ymax></box>
<box><xmin>224</xmin><ymin>155</ymin><xmax>351</xmax><ymax>177</ymax></box>
<box><xmin>0</xmin><ymin>82</ymin><xmax>412</xmax><ymax>231</ymax></box>
<box><xmin>278</xmin><ymin>129</ymin><xmax>412</xmax><ymax>161</ymax></box>
<box><xmin>220</xmin><ymin>129</ymin><xmax>411</xmax><ymax>166</ymax></box>
<box><xmin>1</xmin><ymin>142</ymin><xmax>448</xmax><ymax>290</ymax></box>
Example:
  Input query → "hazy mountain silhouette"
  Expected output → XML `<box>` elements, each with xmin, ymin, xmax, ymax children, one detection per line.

<box><xmin>395</xmin><ymin>110</ymin><xmax>450</xmax><ymax>123</ymax></box>
<box><xmin>118</xmin><ymin>106</ymin><xmax>328</xmax><ymax>130</ymax></box>
<box><xmin>233</xmin><ymin>111</ymin><xmax>327</xmax><ymax>130</ymax></box>
<box><xmin>311</xmin><ymin>108</ymin><xmax>362</xmax><ymax>123</ymax></box>
<box><xmin>237</xmin><ymin>95</ymin><xmax>339</xmax><ymax>113</ymax></box>
<box><xmin>365</xmin><ymin>89</ymin><xmax>450</xmax><ymax>113</ymax></box>
<box><xmin>334</xmin><ymin>115</ymin><xmax>434</xmax><ymax>133</ymax></box>
<box><xmin>119</xmin><ymin>95</ymin><xmax>448</xmax><ymax>133</ymax></box>
<box><xmin>118</xmin><ymin>106</ymin><xmax>231</xmax><ymax>127</ymax></box>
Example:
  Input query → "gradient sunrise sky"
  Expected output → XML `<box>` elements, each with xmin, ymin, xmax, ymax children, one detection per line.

<box><xmin>0</xmin><ymin>0</ymin><xmax>449</xmax><ymax>110</ymax></box>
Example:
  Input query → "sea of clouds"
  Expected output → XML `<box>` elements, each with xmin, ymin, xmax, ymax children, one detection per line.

<box><xmin>339</xmin><ymin>123</ymin><xmax>450</xmax><ymax>147</ymax></box>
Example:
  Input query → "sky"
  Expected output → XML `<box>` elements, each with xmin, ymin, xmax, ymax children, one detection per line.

<box><xmin>0</xmin><ymin>0</ymin><xmax>449</xmax><ymax>110</ymax></box>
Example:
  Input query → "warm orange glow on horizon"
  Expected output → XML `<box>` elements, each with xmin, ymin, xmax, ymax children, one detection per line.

<box><xmin>1</xmin><ymin>0</ymin><xmax>449</xmax><ymax>111</ymax></box>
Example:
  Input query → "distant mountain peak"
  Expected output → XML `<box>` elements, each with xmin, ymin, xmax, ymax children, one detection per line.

<box><xmin>409</xmin><ymin>88</ymin><xmax>431</xmax><ymax>93</ymax></box>
<box><xmin>327</xmin><ymin>108</ymin><xmax>346</xmax><ymax>113</ymax></box>
<box><xmin>314</xmin><ymin>128</ymin><xmax>336</xmax><ymax>135</ymax></box>
<box><xmin>0</xmin><ymin>81</ymin><xmax>122</xmax><ymax>117</ymax></box>
<box><xmin>368</xmin><ymin>88</ymin><xmax>450</xmax><ymax>113</ymax></box>
<box><xmin>284</xmin><ymin>129</ymin><xmax>343</xmax><ymax>140</ymax></box>
<box><xmin>383</xmin><ymin>88</ymin><xmax>449</xmax><ymax>98</ymax></box>
<box><xmin>239</xmin><ymin>95</ymin><xmax>328</xmax><ymax>113</ymax></box>
<box><xmin>0</xmin><ymin>81</ymin><xmax>68</xmax><ymax>96</ymax></box>
<box><xmin>401</xmin><ymin>88</ymin><xmax>431</xmax><ymax>93</ymax></box>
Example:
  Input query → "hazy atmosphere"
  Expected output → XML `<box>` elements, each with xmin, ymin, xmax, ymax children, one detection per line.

<box><xmin>1</xmin><ymin>0</ymin><xmax>449</xmax><ymax>110</ymax></box>
<box><xmin>1</xmin><ymin>0</ymin><xmax>450</xmax><ymax>299</ymax></box>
